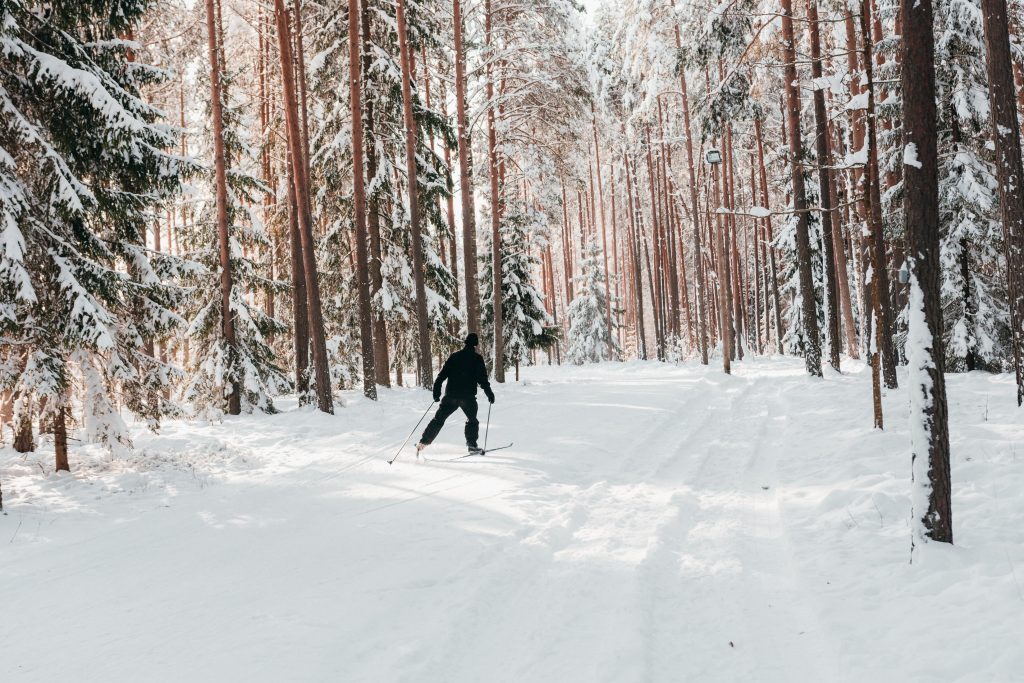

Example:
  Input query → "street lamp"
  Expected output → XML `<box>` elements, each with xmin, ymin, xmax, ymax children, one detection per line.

<box><xmin>705</xmin><ymin>148</ymin><xmax>723</xmax><ymax>165</ymax></box>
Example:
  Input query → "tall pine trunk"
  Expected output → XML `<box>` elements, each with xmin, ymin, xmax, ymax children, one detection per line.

<box><xmin>275</xmin><ymin>0</ymin><xmax>336</xmax><ymax>411</ymax></box>
<box><xmin>287</xmin><ymin>152</ymin><xmax>310</xmax><ymax>396</ymax></box>
<box><xmin>592</xmin><ymin>105</ymin><xmax>615</xmax><ymax>355</ymax></box>
<box><xmin>396</xmin><ymin>0</ymin><xmax>433</xmax><ymax>388</ymax></box>
<box><xmin>624</xmin><ymin>151</ymin><xmax>648</xmax><ymax>360</ymax></box>
<box><xmin>345</xmin><ymin>0</ymin><xmax>378</xmax><ymax>400</ymax></box>
<box><xmin>206</xmin><ymin>0</ymin><xmax>240</xmax><ymax>414</ymax></box>
<box><xmin>440</xmin><ymin>80</ymin><xmax>460</xmax><ymax>311</ymax></box>
<box><xmin>806</xmin><ymin>0</ymin><xmax>841</xmax><ymax>371</ymax></box>
<box><xmin>674</xmin><ymin>28</ymin><xmax>709</xmax><ymax>364</ymax></box>
<box><xmin>781</xmin><ymin>0</ymin><xmax>823</xmax><ymax>377</ymax></box>
<box><xmin>710</xmin><ymin>152</ymin><xmax>732</xmax><ymax>374</ymax></box>
<box><xmin>902</xmin><ymin>0</ymin><xmax>952</xmax><ymax>545</ymax></box>
<box><xmin>362</xmin><ymin>2</ymin><xmax>391</xmax><ymax>386</ymax></box>
<box><xmin>453</xmin><ymin>0</ymin><xmax>480</xmax><ymax>333</ymax></box>
<box><xmin>860</xmin><ymin>0</ymin><xmax>898</xmax><ymax>389</ymax></box>
<box><xmin>980</xmin><ymin>0</ymin><xmax>1024</xmax><ymax>406</ymax></box>
<box><xmin>756</xmin><ymin>117</ymin><xmax>785</xmax><ymax>355</ymax></box>
<box><xmin>485</xmin><ymin>0</ymin><xmax>504</xmax><ymax>381</ymax></box>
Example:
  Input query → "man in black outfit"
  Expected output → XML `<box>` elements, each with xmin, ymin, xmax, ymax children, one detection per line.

<box><xmin>417</xmin><ymin>333</ymin><xmax>495</xmax><ymax>455</ymax></box>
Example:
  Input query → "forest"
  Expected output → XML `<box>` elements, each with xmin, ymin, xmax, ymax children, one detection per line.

<box><xmin>2</xmin><ymin>0</ymin><xmax>1024</xmax><ymax>679</ymax></box>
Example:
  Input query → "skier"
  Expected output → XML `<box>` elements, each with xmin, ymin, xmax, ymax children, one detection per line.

<box><xmin>417</xmin><ymin>333</ymin><xmax>495</xmax><ymax>455</ymax></box>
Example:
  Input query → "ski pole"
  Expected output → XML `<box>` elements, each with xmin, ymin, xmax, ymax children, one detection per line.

<box><xmin>483</xmin><ymin>403</ymin><xmax>491</xmax><ymax>453</ymax></box>
<box><xmin>389</xmin><ymin>401</ymin><xmax>436</xmax><ymax>465</ymax></box>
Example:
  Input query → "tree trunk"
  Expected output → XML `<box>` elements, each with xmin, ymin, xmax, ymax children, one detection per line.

<box><xmin>485</xmin><ymin>0</ymin><xmax>504</xmax><ymax>382</ymax></box>
<box><xmin>845</xmin><ymin>8</ymin><xmax>868</xmax><ymax>351</ymax></box>
<box><xmin>807</xmin><ymin>0</ymin><xmax>842</xmax><ymax>371</ymax></box>
<box><xmin>781</xmin><ymin>0</ymin><xmax>823</xmax><ymax>377</ymax></box>
<box><xmin>257</xmin><ymin>9</ymin><xmax>276</xmax><ymax>332</ymax></box>
<box><xmin>440</xmin><ymin>80</ymin><xmax>460</xmax><ymax>311</ymax></box>
<box><xmin>674</xmin><ymin>37</ymin><xmax>708</xmax><ymax>364</ymax></box>
<box><xmin>980</xmin><ymin>0</ymin><xmax>1024</xmax><ymax>405</ymax></box>
<box><xmin>396</xmin><ymin>0</ymin><xmax>433</xmax><ymax>388</ymax></box>
<box><xmin>724</xmin><ymin>124</ymin><xmax>742</xmax><ymax>360</ymax></box>
<box><xmin>610</xmin><ymin>169</ymin><xmax>623</xmax><ymax>351</ymax></box>
<box><xmin>960</xmin><ymin>239</ymin><xmax>977</xmax><ymax>371</ymax></box>
<box><xmin>901</xmin><ymin>0</ymin><xmax>952</xmax><ymax>544</ymax></box>
<box><xmin>592</xmin><ymin>105</ymin><xmax>614</xmax><ymax>355</ymax></box>
<box><xmin>206</xmin><ymin>0</ymin><xmax>240</xmax><ymax>414</ymax></box>
<box><xmin>624</xmin><ymin>151</ymin><xmax>648</xmax><ymax>360</ymax></box>
<box><xmin>750</xmin><ymin>156</ymin><xmax>763</xmax><ymax>354</ymax></box>
<box><xmin>827</xmin><ymin>111</ymin><xmax>860</xmax><ymax>359</ymax></box>
<box><xmin>710</xmin><ymin>154</ymin><xmax>732</xmax><ymax>374</ymax></box>
<box><xmin>362</xmin><ymin>2</ymin><xmax>392</xmax><ymax>386</ymax></box>
<box><xmin>275</xmin><ymin>0</ymin><xmax>337</xmax><ymax>410</ymax></box>
<box><xmin>644</xmin><ymin>127</ymin><xmax>666</xmax><ymax>359</ymax></box>
<box><xmin>292</xmin><ymin>0</ymin><xmax>314</xmax><ymax>230</ymax></box>
<box><xmin>655</xmin><ymin>101</ymin><xmax>681</xmax><ymax>342</ymax></box>
<box><xmin>0</xmin><ymin>389</ymin><xmax>11</xmax><ymax>442</ymax></box>
<box><xmin>860</xmin><ymin>0</ymin><xmax>898</xmax><ymax>389</ymax></box>
<box><xmin>286</xmin><ymin>152</ymin><xmax>310</xmax><ymax>396</ymax></box>
<box><xmin>14</xmin><ymin>405</ymin><xmax>33</xmax><ymax>453</ymax></box>
<box><xmin>453</xmin><ymin>0</ymin><xmax>480</xmax><ymax>333</ymax></box>
<box><xmin>561</xmin><ymin>177</ymin><xmax>574</xmax><ymax>304</ymax></box>
<box><xmin>754</xmin><ymin>118</ymin><xmax>785</xmax><ymax>354</ymax></box>
<box><xmin>53</xmin><ymin>402</ymin><xmax>69</xmax><ymax>472</ymax></box>
<box><xmin>341</xmin><ymin>0</ymin><xmax>377</xmax><ymax>400</ymax></box>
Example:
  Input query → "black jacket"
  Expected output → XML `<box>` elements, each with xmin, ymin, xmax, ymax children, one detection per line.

<box><xmin>434</xmin><ymin>346</ymin><xmax>494</xmax><ymax>402</ymax></box>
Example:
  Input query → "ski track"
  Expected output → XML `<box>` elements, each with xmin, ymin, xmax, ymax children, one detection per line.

<box><xmin>2</xmin><ymin>359</ymin><xmax>1022</xmax><ymax>682</ymax></box>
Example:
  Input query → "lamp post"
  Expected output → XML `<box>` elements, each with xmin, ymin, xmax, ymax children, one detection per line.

<box><xmin>704</xmin><ymin>145</ymin><xmax>731</xmax><ymax>374</ymax></box>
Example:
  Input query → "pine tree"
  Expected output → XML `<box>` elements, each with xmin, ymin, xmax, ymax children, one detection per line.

<box><xmin>275</xmin><ymin>0</ymin><xmax>335</xmax><ymax>411</ymax></box>
<box><xmin>0</xmin><ymin>0</ymin><xmax>190</xmax><ymax>464</ymax></box>
<box><xmin>309</xmin><ymin>0</ymin><xmax>459</xmax><ymax>387</ymax></box>
<box><xmin>566</xmin><ymin>240</ymin><xmax>621</xmax><ymax>364</ymax></box>
<box><xmin>902</xmin><ymin>0</ymin><xmax>953</xmax><ymax>545</ymax></box>
<box><xmin>180</xmin><ymin>26</ymin><xmax>290</xmax><ymax>417</ymax></box>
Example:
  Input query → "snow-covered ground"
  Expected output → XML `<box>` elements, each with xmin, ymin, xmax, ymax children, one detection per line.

<box><xmin>2</xmin><ymin>357</ymin><xmax>1022</xmax><ymax>682</ymax></box>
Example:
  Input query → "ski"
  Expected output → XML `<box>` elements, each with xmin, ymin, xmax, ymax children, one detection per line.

<box><xmin>429</xmin><ymin>442</ymin><xmax>514</xmax><ymax>462</ymax></box>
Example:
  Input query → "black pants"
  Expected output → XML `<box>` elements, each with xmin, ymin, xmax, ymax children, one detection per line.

<box><xmin>420</xmin><ymin>396</ymin><xmax>479</xmax><ymax>447</ymax></box>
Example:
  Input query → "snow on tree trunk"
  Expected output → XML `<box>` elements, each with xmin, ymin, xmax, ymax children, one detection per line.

<box><xmin>902</xmin><ymin>0</ymin><xmax>953</xmax><ymax>545</ymax></box>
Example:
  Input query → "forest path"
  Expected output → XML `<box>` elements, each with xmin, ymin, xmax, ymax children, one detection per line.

<box><xmin>4</xmin><ymin>358</ymin><xmax>1023</xmax><ymax>682</ymax></box>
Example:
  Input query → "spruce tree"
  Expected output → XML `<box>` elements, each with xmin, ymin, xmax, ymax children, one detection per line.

<box><xmin>934</xmin><ymin>0</ymin><xmax>1009</xmax><ymax>372</ymax></box>
<box><xmin>0</xmin><ymin>0</ymin><xmax>189</xmax><ymax>461</ymax></box>
<box><xmin>566</xmin><ymin>240</ymin><xmax>621</xmax><ymax>364</ymax></box>
<box><xmin>481</xmin><ymin>207</ymin><xmax>558</xmax><ymax>376</ymax></box>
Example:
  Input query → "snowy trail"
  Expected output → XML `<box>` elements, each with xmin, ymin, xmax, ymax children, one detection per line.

<box><xmin>3</xmin><ymin>358</ymin><xmax>1023</xmax><ymax>682</ymax></box>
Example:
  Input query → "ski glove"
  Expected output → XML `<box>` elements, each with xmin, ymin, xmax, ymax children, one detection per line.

<box><xmin>433</xmin><ymin>392</ymin><xmax>441</xmax><ymax>403</ymax></box>
<box><xmin>486</xmin><ymin>391</ymin><xmax>495</xmax><ymax>404</ymax></box>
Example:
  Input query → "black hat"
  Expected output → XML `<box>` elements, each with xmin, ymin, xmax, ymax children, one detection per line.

<box><xmin>465</xmin><ymin>332</ymin><xmax>479</xmax><ymax>347</ymax></box>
